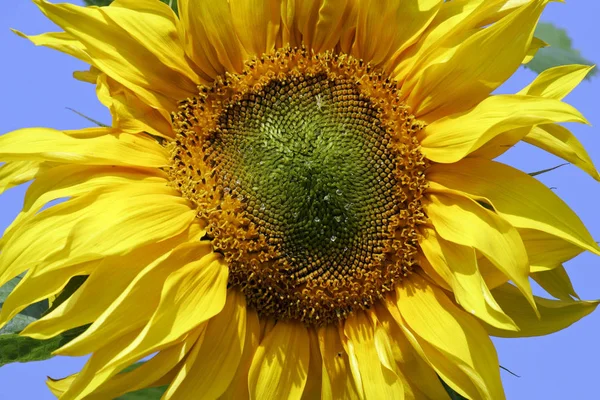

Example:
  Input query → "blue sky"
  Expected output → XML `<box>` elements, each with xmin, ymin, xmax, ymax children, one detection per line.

<box><xmin>1</xmin><ymin>1</ymin><xmax>599</xmax><ymax>399</ymax></box>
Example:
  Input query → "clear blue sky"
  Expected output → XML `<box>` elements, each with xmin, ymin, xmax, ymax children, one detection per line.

<box><xmin>1</xmin><ymin>1</ymin><xmax>599</xmax><ymax>399</ymax></box>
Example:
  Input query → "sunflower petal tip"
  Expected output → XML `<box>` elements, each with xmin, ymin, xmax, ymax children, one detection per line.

<box><xmin>591</xmin><ymin>242</ymin><xmax>600</xmax><ymax>256</ymax></box>
<box><xmin>10</xmin><ymin>28</ymin><xmax>25</xmax><ymax>38</ymax></box>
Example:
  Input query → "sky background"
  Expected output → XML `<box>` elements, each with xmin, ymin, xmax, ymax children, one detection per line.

<box><xmin>1</xmin><ymin>1</ymin><xmax>599</xmax><ymax>399</ymax></box>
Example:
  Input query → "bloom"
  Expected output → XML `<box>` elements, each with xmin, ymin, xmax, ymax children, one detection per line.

<box><xmin>1</xmin><ymin>0</ymin><xmax>599</xmax><ymax>398</ymax></box>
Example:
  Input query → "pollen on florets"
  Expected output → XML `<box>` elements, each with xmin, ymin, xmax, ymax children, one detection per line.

<box><xmin>167</xmin><ymin>46</ymin><xmax>428</xmax><ymax>325</ymax></box>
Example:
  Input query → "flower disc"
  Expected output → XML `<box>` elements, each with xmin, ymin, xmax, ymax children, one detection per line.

<box><xmin>169</xmin><ymin>48</ymin><xmax>428</xmax><ymax>324</ymax></box>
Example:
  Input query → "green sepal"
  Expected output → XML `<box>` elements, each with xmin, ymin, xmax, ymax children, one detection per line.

<box><xmin>527</xmin><ymin>23</ymin><xmax>596</xmax><ymax>79</ymax></box>
<box><xmin>528</xmin><ymin>162</ymin><xmax>568</xmax><ymax>177</ymax></box>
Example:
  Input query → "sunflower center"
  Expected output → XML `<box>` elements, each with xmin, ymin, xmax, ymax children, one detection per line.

<box><xmin>168</xmin><ymin>47</ymin><xmax>427</xmax><ymax>325</ymax></box>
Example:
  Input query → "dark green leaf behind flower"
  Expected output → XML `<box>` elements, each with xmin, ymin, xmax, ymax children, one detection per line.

<box><xmin>527</xmin><ymin>22</ymin><xmax>596</xmax><ymax>78</ymax></box>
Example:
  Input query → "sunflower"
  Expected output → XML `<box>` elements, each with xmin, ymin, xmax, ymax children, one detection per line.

<box><xmin>1</xmin><ymin>0</ymin><xmax>599</xmax><ymax>398</ymax></box>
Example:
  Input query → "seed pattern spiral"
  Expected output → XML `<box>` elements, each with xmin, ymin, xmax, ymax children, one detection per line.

<box><xmin>168</xmin><ymin>47</ymin><xmax>428</xmax><ymax>325</ymax></box>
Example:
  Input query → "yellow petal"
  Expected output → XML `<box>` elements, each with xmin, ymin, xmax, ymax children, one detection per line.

<box><xmin>179</xmin><ymin>0</ymin><xmax>246</xmax><ymax>76</ymax></box>
<box><xmin>59</xmin><ymin>329</ymin><xmax>141</xmax><ymax>400</ymax></box>
<box><xmin>352</xmin><ymin>0</ymin><xmax>441</xmax><ymax>67</ymax></box>
<box><xmin>419</xmin><ymin>227</ymin><xmax>518</xmax><ymax>331</ymax></box>
<box><xmin>394</xmin><ymin>0</ymin><xmax>522</xmax><ymax>83</ymax></box>
<box><xmin>248</xmin><ymin>321</ymin><xmax>310</xmax><ymax>400</ymax></box>
<box><xmin>396</xmin><ymin>319</ymin><xmax>479</xmax><ymax>400</ymax></box>
<box><xmin>0</xmin><ymin>128</ymin><xmax>168</xmax><ymax>167</ymax></box>
<box><xmin>61</xmin><ymin>246</ymin><xmax>228</xmax><ymax>399</ymax></box>
<box><xmin>221</xmin><ymin>309</ymin><xmax>261</xmax><ymax>400</ymax></box>
<box><xmin>420</xmin><ymin>94</ymin><xmax>588</xmax><ymax>163</ymax></box>
<box><xmin>279</xmin><ymin>0</ymin><xmax>318</xmax><ymax>48</ymax></box>
<box><xmin>518</xmin><ymin>64</ymin><xmax>595</xmax><ymax>99</ymax></box>
<box><xmin>311</xmin><ymin>0</ymin><xmax>357</xmax><ymax>53</ymax></box>
<box><xmin>405</xmin><ymin>0</ymin><xmax>550</xmax><ymax>119</ymax></box>
<box><xmin>8</xmin><ymin>165</ymin><xmax>165</xmax><ymax>237</ymax></box>
<box><xmin>336</xmin><ymin>0</ymin><xmax>359</xmax><ymax>53</ymax></box>
<box><xmin>73</xmin><ymin>67</ymin><xmax>100</xmax><ymax>83</ymax></box>
<box><xmin>1</xmin><ymin>180</ymin><xmax>192</xmax><ymax>294</ymax></box>
<box><xmin>0</xmin><ymin>183</ymin><xmax>196</xmax><ymax>303</ymax></box>
<box><xmin>372</xmin><ymin>314</ymin><xmax>417</xmax><ymax>399</ymax></box>
<box><xmin>281</xmin><ymin>0</ymin><xmax>358</xmax><ymax>53</ymax></box>
<box><xmin>531</xmin><ymin>265</ymin><xmax>579</xmax><ymax>301</ymax></box>
<box><xmin>317</xmin><ymin>325</ymin><xmax>361</xmax><ymax>400</ymax></box>
<box><xmin>12</xmin><ymin>29</ymin><xmax>90</xmax><ymax>62</ymax></box>
<box><xmin>523</xmin><ymin>36</ymin><xmax>548</xmax><ymax>64</ymax></box>
<box><xmin>396</xmin><ymin>274</ymin><xmax>505</xmax><ymax>400</ymax></box>
<box><xmin>468</xmin><ymin>126</ymin><xmax>530</xmax><ymax>160</ymax></box>
<box><xmin>230</xmin><ymin>0</ymin><xmax>281</xmax><ymax>56</ymax></box>
<box><xmin>54</xmin><ymin>241</ymin><xmax>212</xmax><ymax>357</ymax></box>
<box><xmin>301</xmin><ymin>329</ymin><xmax>323</xmax><ymax>400</ymax></box>
<box><xmin>374</xmin><ymin>303</ymin><xmax>449</xmax><ymax>400</ymax></box>
<box><xmin>64</xmin><ymin>127</ymin><xmax>119</xmax><ymax>138</ymax></box>
<box><xmin>343</xmin><ymin>311</ymin><xmax>404</xmax><ymax>399</ymax></box>
<box><xmin>85</xmin><ymin>328</ymin><xmax>203</xmax><ymax>400</ymax></box>
<box><xmin>472</xmin><ymin>64</ymin><xmax>593</xmax><ymax>160</ymax></box>
<box><xmin>476</xmin><ymin>254</ymin><xmax>511</xmax><ymax>290</ymax></box>
<box><xmin>159</xmin><ymin>327</ymin><xmax>209</xmax><ymax>400</ymax></box>
<box><xmin>524</xmin><ymin>124</ymin><xmax>600</xmax><ymax>181</ymax></box>
<box><xmin>427</xmin><ymin>158</ymin><xmax>600</xmax><ymax>255</ymax></box>
<box><xmin>101</xmin><ymin>255</ymin><xmax>228</xmax><ymax>367</ymax></box>
<box><xmin>47</xmin><ymin>375</ymin><xmax>76</xmax><ymax>397</ymax></box>
<box><xmin>0</xmin><ymin>161</ymin><xmax>42</xmax><ymax>195</ymax></box>
<box><xmin>485</xmin><ymin>283</ymin><xmax>598</xmax><ymax>338</ymax></box>
<box><xmin>96</xmin><ymin>74</ymin><xmax>174</xmax><ymax>139</ymax></box>
<box><xmin>21</xmin><ymin>222</ymin><xmax>203</xmax><ymax>340</ymax></box>
<box><xmin>426</xmin><ymin>192</ymin><xmax>536</xmax><ymax>313</ymax></box>
<box><xmin>34</xmin><ymin>0</ymin><xmax>199</xmax><ymax>111</ymax></box>
<box><xmin>417</xmin><ymin>253</ymin><xmax>452</xmax><ymax>291</ymax></box>
<box><xmin>0</xmin><ymin>194</ymin><xmax>92</xmax><ymax>287</ymax></box>
<box><xmin>518</xmin><ymin>228</ymin><xmax>583</xmax><ymax>273</ymax></box>
<box><xmin>164</xmin><ymin>290</ymin><xmax>246</xmax><ymax>399</ymax></box>
<box><xmin>0</xmin><ymin>259</ymin><xmax>97</xmax><ymax>330</ymax></box>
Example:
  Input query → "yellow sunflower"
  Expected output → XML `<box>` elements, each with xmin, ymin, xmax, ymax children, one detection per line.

<box><xmin>1</xmin><ymin>0</ymin><xmax>599</xmax><ymax>398</ymax></box>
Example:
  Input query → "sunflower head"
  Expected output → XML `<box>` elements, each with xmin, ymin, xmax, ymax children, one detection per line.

<box><xmin>0</xmin><ymin>0</ymin><xmax>598</xmax><ymax>399</ymax></box>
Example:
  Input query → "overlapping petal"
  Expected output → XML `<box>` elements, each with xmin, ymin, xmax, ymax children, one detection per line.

<box><xmin>34</xmin><ymin>0</ymin><xmax>200</xmax><ymax>111</ymax></box>
<box><xmin>485</xmin><ymin>283</ymin><xmax>598</xmax><ymax>338</ymax></box>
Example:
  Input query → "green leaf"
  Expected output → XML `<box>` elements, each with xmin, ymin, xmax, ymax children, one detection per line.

<box><xmin>0</xmin><ymin>326</ymin><xmax>86</xmax><ymax>367</ymax></box>
<box><xmin>116</xmin><ymin>386</ymin><xmax>168</xmax><ymax>400</ymax></box>
<box><xmin>19</xmin><ymin>299</ymin><xmax>50</xmax><ymax>320</ymax></box>
<box><xmin>527</xmin><ymin>23</ymin><xmax>596</xmax><ymax>78</ymax></box>
<box><xmin>83</xmin><ymin>0</ymin><xmax>179</xmax><ymax>14</ymax></box>
<box><xmin>0</xmin><ymin>315</ymin><xmax>37</xmax><ymax>335</ymax></box>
